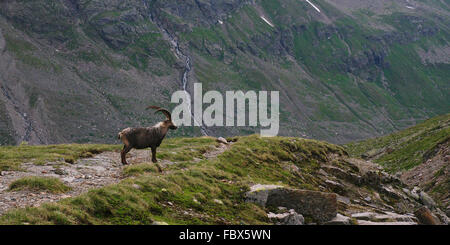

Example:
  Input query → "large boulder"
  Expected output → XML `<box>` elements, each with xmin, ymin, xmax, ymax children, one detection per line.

<box><xmin>245</xmin><ymin>184</ymin><xmax>337</xmax><ymax>223</ymax></box>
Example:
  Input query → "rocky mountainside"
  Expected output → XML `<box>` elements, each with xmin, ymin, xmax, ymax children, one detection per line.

<box><xmin>0</xmin><ymin>0</ymin><xmax>449</xmax><ymax>145</ymax></box>
<box><xmin>1</xmin><ymin>135</ymin><xmax>448</xmax><ymax>225</ymax></box>
<box><xmin>346</xmin><ymin>113</ymin><xmax>449</xmax><ymax>216</ymax></box>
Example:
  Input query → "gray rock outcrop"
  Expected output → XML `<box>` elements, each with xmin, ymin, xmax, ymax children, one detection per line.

<box><xmin>246</xmin><ymin>184</ymin><xmax>337</xmax><ymax>223</ymax></box>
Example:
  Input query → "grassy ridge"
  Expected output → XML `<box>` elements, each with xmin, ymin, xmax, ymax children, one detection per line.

<box><xmin>345</xmin><ymin>114</ymin><xmax>450</xmax><ymax>172</ymax></box>
<box><xmin>0</xmin><ymin>135</ymin><xmax>347</xmax><ymax>225</ymax></box>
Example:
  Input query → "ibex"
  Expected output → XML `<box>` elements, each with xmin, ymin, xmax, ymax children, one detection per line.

<box><xmin>118</xmin><ymin>106</ymin><xmax>177</xmax><ymax>171</ymax></box>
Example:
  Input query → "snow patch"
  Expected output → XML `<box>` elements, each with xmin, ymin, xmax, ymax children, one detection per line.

<box><xmin>305</xmin><ymin>0</ymin><xmax>321</xmax><ymax>13</ymax></box>
<box><xmin>260</xmin><ymin>16</ymin><xmax>274</xmax><ymax>27</ymax></box>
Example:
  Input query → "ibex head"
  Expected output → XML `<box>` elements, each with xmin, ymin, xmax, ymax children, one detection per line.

<box><xmin>146</xmin><ymin>105</ymin><xmax>178</xmax><ymax>130</ymax></box>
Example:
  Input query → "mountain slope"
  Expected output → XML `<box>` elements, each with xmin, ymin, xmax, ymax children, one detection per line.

<box><xmin>0</xmin><ymin>0</ymin><xmax>449</xmax><ymax>145</ymax></box>
<box><xmin>346</xmin><ymin>113</ymin><xmax>449</xmax><ymax>213</ymax></box>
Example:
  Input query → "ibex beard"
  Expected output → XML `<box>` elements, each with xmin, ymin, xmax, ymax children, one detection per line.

<box><xmin>118</xmin><ymin>106</ymin><xmax>177</xmax><ymax>172</ymax></box>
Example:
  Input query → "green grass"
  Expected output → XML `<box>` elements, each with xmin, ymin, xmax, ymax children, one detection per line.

<box><xmin>345</xmin><ymin>114</ymin><xmax>450</xmax><ymax>172</ymax></box>
<box><xmin>0</xmin><ymin>144</ymin><xmax>121</xmax><ymax>171</ymax></box>
<box><xmin>157</xmin><ymin>137</ymin><xmax>217</xmax><ymax>162</ymax></box>
<box><xmin>0</xmin><ymin>135</ymin><xmax>349</xmax><ymax>225</ymax></box>
<box><xmin>122</xmin><ymin>163</ymin><xmax>159</xmax><ymax>177</ymax></box>
<box><xmin>9</xmin><ymin>176</ymin><xmax>71</xmax><ymax>194</ymax></box>
<box><xmin>126</xmin><ymin>32</ymin><xmax>176</xmax><ymax>71</ymax></box>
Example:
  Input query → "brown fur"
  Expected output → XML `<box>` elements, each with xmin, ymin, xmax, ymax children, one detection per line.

<box><xmin>118</xmin><ymin>106</ymin><xmax>177</xmax><ymax>171</ymax></box>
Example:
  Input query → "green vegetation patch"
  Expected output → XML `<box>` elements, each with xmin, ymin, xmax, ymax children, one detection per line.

<box><xmin>9</xmin><ymin>176</ymin><xmax>71</xmax><ymax>194</ymax></box>
<box><xmin>122</xmin><ymin>163</ymin><xmax>159</xmax><ymax>177</ymax></box>
<box><xmin>3</xmin><ymin>34</ymin><xmax>53</xmax><ymax>69</ymax></box>
<box><xmin>126</xmin><ymin>32</ymin><xmax>176</xmax><ymax>71</ymax></box>
<box><xmin>345</xmin><ymin>114</ymin><xmax>450</xmax><ymax>172</ymax></box>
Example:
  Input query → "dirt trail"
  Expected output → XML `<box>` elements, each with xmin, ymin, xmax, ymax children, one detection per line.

<box><xmin>0</xmin><ymin>142</ymin><xmax>231</xmax><ymax>215</ymax></box>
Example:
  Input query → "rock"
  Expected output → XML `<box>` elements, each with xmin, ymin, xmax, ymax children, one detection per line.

<box><xmin>380</xmin><ymin>171</ymin><xmax>402</xmax><ymax>185</ymax></box>
<box><xmin>245</xmin><ymin>184</ymin><xmax>283</xmax><ymax>206</ymax></box>
<box><xmin>52</xmin><ymin>168</ymin><xmax>67</xmax><ymax>175</ymax></box>
<box><xmin>419</xmin><ymin>191</ymin><xmax>436</xmax><ymax>209</ymax></box>
<box><xmin>414</xmin><ymin>206</ymin><xmax>441</xmax><ymax>225</ymax></box>
<box><xmin>278</xmin><ymin>207</ymin><xmax>287</xmax><ymax>211</ymax></box>
<box><xmin>351</xmin><ymin>212</ymin><xmax>377</xmax><ymax>221</ymax></box>
<box><xmin>373</xmin><ymin>212</ymin><xmax>417</xmax><ymax>222</ymax></box>
<box><xmin>411</xmin><ymin>186</ymin><xmax>421</xmax><ymax>198</ymax></box>
<box><xmin>216</xmin><ymin>137</ymin><xmax>228</xmax><ymax>144</ymax></box>
<box><xmin>318</xmin><ymin>169</ymin><xmax>328</xmax><ymax>176</ymax></box>
<box><xmin>282</xmin><ymin>213</ymin><xmax>304</xmax><ymax>225</ymax></box>
<box><xmin>268</xmin><ymin>209</ymin><xmax>304</xmax><ymax>225</ymax></box>
<box><xmin>152</xmin><ymin>221</ymin><xmax>168</xmax><ymax>225</ymax></box>
<box><xmin>409</xmin><ymin>191</ymin><xmax>420</xmax><ymax>200</ymax></box>
<box><xmin>402</xmin><ymin>188</ymin><xmax>419</xmax><ymax>200</ymax></box>
<box><xmin>432</xmin><ymin>208</ymin><xmax>449</xmax><ymax>225</ymax></box>
<box><xmin>246</xmin><ymin>184</ymin><xmax>337</xmax><ymax>222</ymax></box>
<box><xmin>380</xmin><ymin>185</ymin><xmax>402</xmax><ymax>199</ymax></box>
<box><xmin>324</xmin><ymin>179</ymin><xmax>346</xmax><ymax>195</ymax></box>
<box><xmin>321</xmin><ymin>166</ymin><xmax>361</xmax><ymax>185</ymax></box>
<box><xmin>324</xmin><ymin>214</ymin><xmax>351</xmax><ymax>225</ymax></box>
<box><xmin>337</xmin><ymin>195</ymin><xmax>350</xmax><ymax>205</ymax></box>
<box><xmin>132</xmin><ymin>184</ymin><xmax>142</xmax><ymax>190</ymax></box>
<box><xmin>361</xmin><ymin>170</ymin><xmax>382</xmax><ymax>185</ymax></box>
<box><xmin>402</xmin><ymin>188</ymin><xmax>410</xmax><ymax>194</ymax></box>
<box><xmin>357</xmin><ymin>220</ymin><xmax>417</xmax><ymax>225</ymax></box>
<box><xmin>61</xmin><ymin>176</ymin><xmax>75</xmax><ymax>183</ymax></box>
